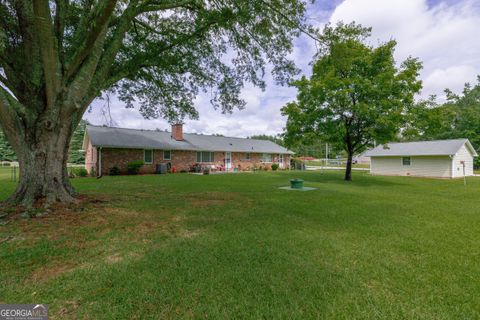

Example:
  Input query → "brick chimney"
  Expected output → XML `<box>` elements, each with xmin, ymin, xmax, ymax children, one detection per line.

<box><xmin>171</xmin><ymin>123</ymin><xmax>183</xmax><ymax>141</ymax></box>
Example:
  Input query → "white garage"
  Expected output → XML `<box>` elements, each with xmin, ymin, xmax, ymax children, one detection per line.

<box><xmin>365</xmin><ymin>139</ymin><xmax>477</xmax><ymax>178</ymax></box>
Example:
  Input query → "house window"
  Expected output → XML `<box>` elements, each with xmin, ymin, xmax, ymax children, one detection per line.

<box><xmin>261</xmin><ymin>153</ymin><xmax>272</xmax><ymax>163</ymax></box>
<box><xmin>163</xmin><ymin>150</ymin><xmax>171</xmax><ymax>160</ymax></box>
<box><xmin>245</xmin><ymin>153</ymin><xmax>251</xmax><ymax>160</ymax></box>
<box><xmin>402</xmin><ymin>157</ymin><xmax>411</xmax><ymax>166</ymax></box>
<box><xmin>144</xmin><ymin>149</ymin><xmax>153</xmax><ymax>164</ymax></box>
<box><xmin>196</xmin><ymin>151</ymin><xmax>214</xmax><ymax>163</ymax></box>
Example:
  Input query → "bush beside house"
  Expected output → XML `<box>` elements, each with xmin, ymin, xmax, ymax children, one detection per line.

<box><xmin>127</xmin><ymin>160</ymin><xmax>144</xmax><ymax>175</ymax></box>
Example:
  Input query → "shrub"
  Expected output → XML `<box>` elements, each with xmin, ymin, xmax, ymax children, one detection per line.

<box><xmin>271</xmin><ymin>163</ymin><xmax>279</xmax><ymax>171</ymax></box>
<box><xmin>71</xmin><ymin>167</ymin><xmax>88</xmax><ymax>177</ymax></box>
<box><xmin>109</xmin><ymin>166</ymin><xmax>120</xmax><ymax>176</ymax></box>
<box><xmin>79</xmin><ymin>168</ymin><xmax>88</xmax><ymax>177</ymax></box>
<box><xmin>127</xmin><ymin>160</ymin><xmax>144</xmax><ymax>175</ymax></box>
<box><xmin>291</xmin><ymin>158</ymin><xmax>305</xmax><ymax>170</ymax></box>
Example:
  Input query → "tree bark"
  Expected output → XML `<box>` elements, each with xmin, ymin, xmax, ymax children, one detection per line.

<box><xmin>6</xmin><ymin>118</ymin><xmax>76</xmax><ymax>208</ymax></box>
<box><xmin>345</xmin><ymin>150</ymin><xmax>353</xmax><ymax>181</ymax></box>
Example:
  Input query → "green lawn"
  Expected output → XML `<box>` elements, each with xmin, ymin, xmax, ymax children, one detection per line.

<box><xmin>0</xmin><ymin>165</ymin><xmax>13</xmax><ymax>179</ymax></box>
<box><xmin>1</xmin><ymin>168</ymin><xmax>480</xmax><ymax>319</ymax></box>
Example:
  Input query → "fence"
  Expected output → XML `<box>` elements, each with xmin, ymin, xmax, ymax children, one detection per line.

<box><xmin>1</xmin><ymin>162</ymin><xmax>85</xmax><ymax>182</ymax></box>
<box><xmin>298</xmin><ymin>158</ymin><xmax>371</xmax><ymax>171</ymax></box>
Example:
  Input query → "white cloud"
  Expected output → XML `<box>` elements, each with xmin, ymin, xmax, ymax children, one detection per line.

<box><xmin>423</xmin><ymin>65</ymin><xmax>478</xmax><ymax>98</ymax></box>
<box><xmin>330</xmin><ymin>0</ymin><xmax>480</xmax><ymax>98</ymax></box>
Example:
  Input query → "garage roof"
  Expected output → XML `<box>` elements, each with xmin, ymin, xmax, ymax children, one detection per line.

<box><xmin>364</xmin><ymin>139</ymin><xmax>478</xmax><ymax>157</ymax></box>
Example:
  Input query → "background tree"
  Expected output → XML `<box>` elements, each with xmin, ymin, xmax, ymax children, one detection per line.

<box><xmin>0</xmin><ymin>0</ymin><xmax>311</xmax><ymax>207</ymax></box>
<box><xmin>282</xmin><ymin>22</ymin><xmax>422</xmax><ymax>181</ymax></box>
<box><xmin>405</xmin><ymin>77</ymin><xmax>480</xmax><ymax>166</ymax></box>
<box><xmin>0</xmin><ymin>125</ymin><xmax>16</xmax><ymax>162</ymax></box>
<box><xmin>248</xmin><ymin>134</ymin><xmax>284</xmax><ymax>146</ymax></box>
<box><xmin>403</xmin><ymin>96</ymin><xmax>456</xmax><ymax>142</ymax></box>
<box><xmin>68</xmin><ymin>120</ymin><xmax>87</xmax><ymax>165</ymax></box>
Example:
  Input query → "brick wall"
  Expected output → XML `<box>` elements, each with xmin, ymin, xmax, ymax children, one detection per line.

<box><xmin>96</xmin><ymin>149</ymin><xmax>187</xmax><ymax>175</ymax></box>
<box><xmin>85</xmin><ymin>140</ymin><xmax>97</xmax><ymax>175</ymax></box>
<box><xmin>157</xmin><ymin>150</ymin><xmax>195</xmax><ymax>172</ymax></box>
<box><xmin>87</xmin><ymin>145</ymin><xmax>291</xmax><ymax>175</ymax></box>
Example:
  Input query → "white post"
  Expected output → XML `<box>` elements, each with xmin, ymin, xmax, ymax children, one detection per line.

<box><xmin>325</xmin><ymin>143</ymin><xmax>328</xmax><ymax>168</ymax></box>
<box><xmin>98</xmin><ymin>147</ymin><xmax>102</xmax><ymax>178</ymax></box>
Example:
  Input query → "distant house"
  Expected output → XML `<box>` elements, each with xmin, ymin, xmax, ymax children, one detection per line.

<box><xmin>364</xmin><ymin>139</ymin><xmax>477</xmax><ymax>178</ymax></box>
<box><xmin>82</xmin><ymin>124</ymin><xmax>293</xmax><ymax>175</ymax></box>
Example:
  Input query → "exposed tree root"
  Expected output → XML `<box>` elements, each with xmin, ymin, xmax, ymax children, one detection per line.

<box><xmin>1</xmin><ymin>194</ymin><xmax>104</xmax><ymax>220</ymax></box>
<box><xmin>4</xmin><ymin>182</ymin><xmax>78</xmax><ymax>217</ymax></box>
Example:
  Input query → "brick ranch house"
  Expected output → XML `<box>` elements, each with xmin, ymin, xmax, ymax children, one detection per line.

<box><xmin>82</xmin><ymin>124</ymin><xmax>294</xmax><ymax>176</ymax></box>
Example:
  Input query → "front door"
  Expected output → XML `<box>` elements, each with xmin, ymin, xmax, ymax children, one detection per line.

<box><xmin>225</xmin><ymin>152</ymin><xmax>232</xmax><ymax>170</ymax></box>
<box><xmin>279</xmin><ymin>154</ymin><xmax>284</xmax><ymax>168</ymax></box>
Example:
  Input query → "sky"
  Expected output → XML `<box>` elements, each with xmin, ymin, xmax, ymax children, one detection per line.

<box><xmin>84</xmin><ymin>0</ymin><xmax>480</xmax><ymax>137</ymax></box>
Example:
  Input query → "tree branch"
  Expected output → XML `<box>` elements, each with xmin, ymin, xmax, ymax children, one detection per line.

<box><xmin>33</xmin><ymin>0</ymin><xmax>61</xmax><ymax>109</ymax></box>
<box><xmin>259</xmin><ymin>0</ymin><xmax>319</xmax><ymax>42</ymax></box>
<box><xmin>64</xmin><ymin>0</ymin><xmax>117</xmax><ymax>83</ymax></box>
<box><xmin>102</xmin><ymin>18</ymin><xmax>218</xmax><ymax>90</ymax></box>
<box><xmin>0</xmin><ymin>87</ymin><xmax>28</xmax><ymax>149</ymax></box>
<box><xmin>133</xmin><ymin>18</ymin><xmax>162</xmax><ymax>35</ymax></box>
<box><xmin>93</xmin><ymin>0</ymin><xmax>206</xmax><ymax>91</ymax></box>
<box><xmin>54</xmin><ymin>0</ymin><xmax>66</xmax><ymax>71</ymax></box>
<box><xmin>65</xmin><ymin>27</ymin><xmax>109</xmax><ymax>115</ymax></box>
<box><xmin>0</xmin><ymin>74</ymin><xmax>15</xmax><ymax>94</ymax></box>
<box><xmin>139</xmin><ymin>0</ymin><xmax>196</xmax><ymax>12</ymax></box>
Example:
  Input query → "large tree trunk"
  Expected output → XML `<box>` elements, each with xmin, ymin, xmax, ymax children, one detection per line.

<box><xmin>344</xmin><ymin>150</ymin><xmax>353</xmax><ymax>181</ymax></box>
<box><xmin>0</xmin><ymin>0</ymin><xmax>114</xmax><ymax>209</ymax></box>
<box><xmin>7</xmin><ymin>120</ymin><xmax>76</xmax><ymax>208</ymax></box>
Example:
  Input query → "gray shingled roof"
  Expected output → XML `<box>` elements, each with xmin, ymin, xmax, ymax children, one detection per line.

<box><xmin>85</xmin><ymin>125</ymin><xmax>294</xmax><ymax>154</ymax></box>
<box><xmin>364</xmin><ymin>139</ymin><xmax>478</xmax><ymax>157</ymax></box>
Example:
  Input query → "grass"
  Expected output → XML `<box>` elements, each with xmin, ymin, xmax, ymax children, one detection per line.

<box><xmin>1</xmin><ymin>167</ymin><xmax>480</xmax><ymax>319</ymax></box>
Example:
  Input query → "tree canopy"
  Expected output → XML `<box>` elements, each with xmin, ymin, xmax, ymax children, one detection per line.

<box><xmin>405</xmin><ymin>77</ymin><xmax>480</xmax><ymax>165</ymax></box>
<box><xmin>282</xmin><ymin>22</ymin><xmax>422</xmax><ymax>180</ymax></box>
<box><xmin>0</xmin><ymin>0</ymin><xmax>309</xmax><ymax>123</ymax></box>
